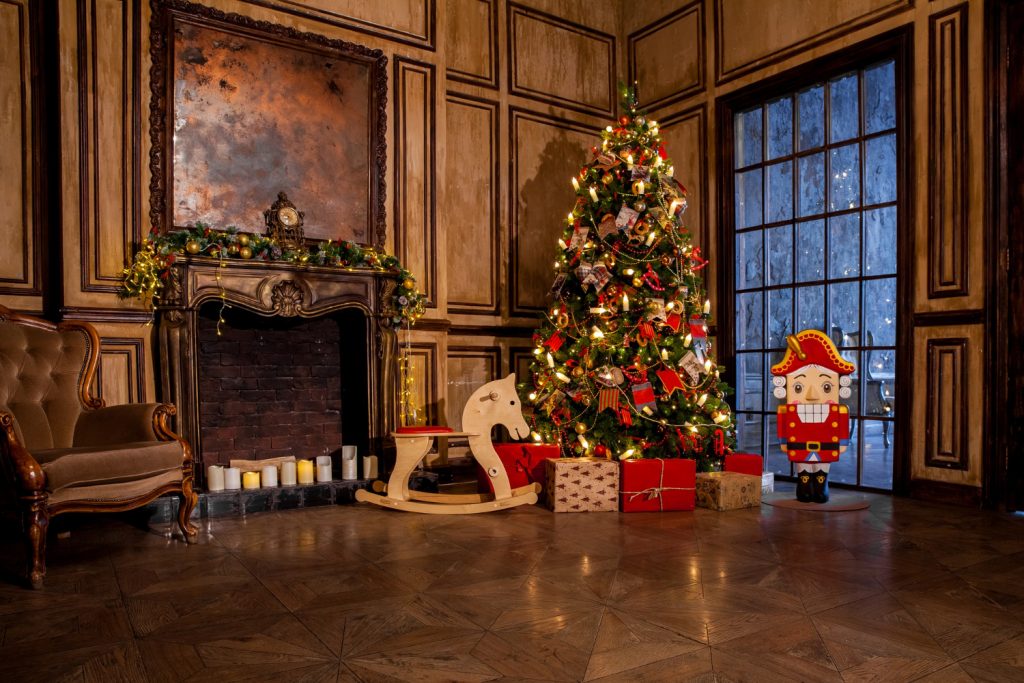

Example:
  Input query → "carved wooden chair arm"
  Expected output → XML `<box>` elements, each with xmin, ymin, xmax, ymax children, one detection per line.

<box><xmin>0</xmin><ymin>411</ymin><xmax>45</xmax><ymax>496</ymax></box>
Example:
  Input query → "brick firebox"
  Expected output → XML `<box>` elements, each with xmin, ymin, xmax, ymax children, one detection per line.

<box><xmin>196</xmin><ymin>304</ymin><xmax>369</xmax><ymax>466</ymax></box>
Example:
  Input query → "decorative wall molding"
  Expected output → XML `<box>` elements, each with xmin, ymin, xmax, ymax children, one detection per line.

<box><xmin>78</xmin><ymin>0</ymin><xmax>139</xmax><ymax>294</ymax></box>
<box><xmin>445</xmin><ymin>0</ymin><xmax>497</xmax><ymax>89</ymax></box>
<box><xmin>445</xmin><ymin>92</ymin><xmax>499</xmax><ymax>315</ymax></box>
<box><xmin>394</xmin><ymin>57</ymin><xmax>437</xmax><ymax>308</ymax></box>
<box><xmin>712</xmin><ymin>0</ymin><xmax>911</xmax><ymax>84</ymax></box>
<box><xmin>446</xmin><ymin>345</ymin><xmax>500</xmax><ymax>429</ymax></box>
<box><xmin>406</xmin><ymin>341</ymin><xmax>438</xmax><ymax>426</ymax></box>
<box><xmin>628</xmin><ymin>1</ymin><xmax>705</xmax><ymax>110</ymax></box>
<box><xmin>509</xmin><ymin>346</ymin><xmax>533</xmax><ymax>384</ymax></box>
<box><xmin>912</xmin><ymin>308</ymin><xmax>984</xmax><ymax>327</ymax></box>
<box><xmin>95</xmin><ymin>337</ymin><xmax>147</xmax><ymax>405</ymax></box>
<box><xmin>240</xmin><ymin>0</ymin><xmax>436</xmax><ymax>50</ymax></box>
<box><xmin>507</xmin><ymin>2</ymin><xmax>615</xmax><ymax>116</ymax></box>
<box><xmin>927</xmin><ymin>3</ymin><xmax>969</xmax><ymax>298</ymax></box>
<box><xmin>0</xmin><ymin>0</ymin><xmax>42</xmax><ymax>298</ymax></box>
<box><xmin>659</xmin><ymin>104</ymin><xmax>708</xmax><ymax>252</ymax></box>
<box><xmin>924</xmin><ymin>337</ymin><xmax>969</xmax><ymax>471</ymax></box>
<box><xmin>508</xmin><ymin>107</ymin><xmax>595</xmax><ymax>317</ymax></box>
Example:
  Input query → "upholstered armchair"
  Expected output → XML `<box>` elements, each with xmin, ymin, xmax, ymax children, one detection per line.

<box><xmin>0</xmin><ymin>306</ymin><xmax>197</xmax><ymax>588</ymax></box>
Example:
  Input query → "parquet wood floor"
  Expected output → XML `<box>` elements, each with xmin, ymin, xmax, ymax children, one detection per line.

<box><xmin>0</xmin><ymin>490</ymin><xmax>1022</xmax><ymax>682</ymax></box>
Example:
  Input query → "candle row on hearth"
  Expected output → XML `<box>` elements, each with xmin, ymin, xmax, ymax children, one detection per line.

<box><xmin>205</xmin><ymin>453</ymin><xmax>379</xmax><ymax>491</ymax></box>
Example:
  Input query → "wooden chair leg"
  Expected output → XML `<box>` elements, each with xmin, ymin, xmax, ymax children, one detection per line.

<box><xmin>24</xmin><ymin>496</ymin><xmax>48</xmax><ymax>589</ymax></box>
<box><xmin>177</xmin><ymin>477</ymin><xmax>199</xmax><ymax>542</ymax></box>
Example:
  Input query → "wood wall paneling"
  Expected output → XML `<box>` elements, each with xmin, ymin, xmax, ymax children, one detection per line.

<box><xmin>713</xmin><ymin>0</ymin><xmax>911</xmax><ymax>84</ymax></box>
<box><xmin>445</xmin><ymin>346</ymin><xmax>500</xmax><ymax>430</ymax></box>
<box><xmin>445</xmin><ymin>93</ymin><xmax>499</xmax><ymax>315</ymax></box>
<box><xmin>658</xmin><ymin>104</ymin><xmax>708</xmax><ymax>253</ymax></box>
<box><xmin>924</xmin><ymin>338</ymin><xmax>968</xmax><ymax>471</ymax></box>
<box><xmin>94</xmin><ymin>337</ymin><xmax>146</xmax><ymax>406</ymax></box>
<box><xmin>507</xmin><ymin>2</ymin><xmax>615</xmax><ymax>116</ymax></box>
<box><xmin>0</xmin><ymin>0</ymin><xmax>41</xmax><ymax>300</ymax></box>
<box><xmin>509</xmin><ymin>346</ymin><xmax>533</xmax><ymax>387</ymax></box>
<box><xmin>394</xmin><ymin>57</ymin><xmax>437</xmax><ymax>307</ymax></box>
<box><xmin>240</xmin><ymin>0</ymin><xmax>436</xmax><ymax>50</ymax></box>
<box><xmin>404</xmin><ymin>341</ymin><xmax>438</xmax><ymax>426</ymax></box>
<box><xmin>509</xmin><ymin>108</ymin><xmax>594</xmax><ymax>316</ymax></box>
<box><xmin>628</xmin><ymin>2</ymin><xmax>704</xmax><ymax>110</ymax></box>
<box><xmin>927</xmin><ymin>4</ymin><xmax>969</xmax><ymax>299</ymax></box>
<box><xmin>445</xmin><ymin>0</ymin><xmax>497</xmax><ymax>88</ymax></box>
<box><xmin>78</xmin><ymin>0</ymin><xmax>139</xmax><ymax>294</ymax></box>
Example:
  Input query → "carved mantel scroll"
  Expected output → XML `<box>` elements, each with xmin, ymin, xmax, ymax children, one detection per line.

<box><xmin>156</xmin><ymin>257</ymin><xmax>398</xmax><ymax>476</ymax></box>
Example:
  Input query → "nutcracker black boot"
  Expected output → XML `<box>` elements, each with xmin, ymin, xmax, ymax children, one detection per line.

<box><xmin>813</xmin><ymin>471</ymin><xmax>830</xmax><ymax>503</ymax></box>
<box><xmin>796</xmin><ymin>470</ymin><xmax>814</xmax><ymax>502</ymax></box>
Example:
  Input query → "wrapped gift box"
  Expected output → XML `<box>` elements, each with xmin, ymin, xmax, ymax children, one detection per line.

<box><xmin>723</xmin><ymin>453</ymin><xmax>763</xmax><ymax>477</ymax></box>
<box><xmin>695</xmin><ymin>471</ymin><xmax>762</xmax><ymax>511</ymax></box>
<box><xmin>619</xmin><ymin>458</ymin><xmax>696</xmax><ymax>512</ymax></box>
<box><xmin>477</xmin><ymin>443</ymin><xmax>560</xmax><ymax>495</ymax></box>
<box><xmin>545</xmin><ymin>457</ymin><xmax>619</xmax><ymax>512</ymax></box>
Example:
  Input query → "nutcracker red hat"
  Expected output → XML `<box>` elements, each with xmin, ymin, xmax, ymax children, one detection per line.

<box><xmin>770</xmin><ymin>329</ymin><xmax>855</xmax><ymax>376</ymax></box>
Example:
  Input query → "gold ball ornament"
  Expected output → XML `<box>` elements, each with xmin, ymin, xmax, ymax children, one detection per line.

<box><xmin>237</xmin><ymin>233</ymin><xmax>250</xmax><ymax>246</ymax></box>
<box><xmin>634</xmin><ymin>201</ymin><xmax>646</xmax><ymax>212</ymax></box>
<box><xmin>185</xmin><ymin>240</ymin><xmax>201</xmax><ymax>254</ymax></box>
<box><xmin>227</xmin><ymin>244</ymin><xmax>240</xmax><ymax>256</ymax></box>
<box><xmin>239</xmin><ymin>246</ymin><xmax>253</xmax><ymax>259</ymax></box>
<box><xmin>403</xmin><ymin>278</ymin><xmax>416</xmax><ymax>290</ymax></box>
<box><xmin>572</xmin><ymin>366</ymin><xmax>585</xmax><ymax>378</ymax></box>
<box><xmin>575</xmin><ymin>422</ymin><xmax>588</xmax><ymax>435</ymax></box>
<box><xmin>581</xmin><ymin>395</ymin><xmax>592</xmax><ymax>407</ymax></box>
<box><xmin>632</xmin><ymin>277</ymin><xmax>643</xmax><ymax>287</ymax></box>
<box><xmin>602</xmin><ymin>173</ymin><xmax>614</xmax><ymax>186</ymax></box>
<box><xmin>661</xmin><ymin>255</ymin><xmax>673</xmax><ymax>266</ymax></box>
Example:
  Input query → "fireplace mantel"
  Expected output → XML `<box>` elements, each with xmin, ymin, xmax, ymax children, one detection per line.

<box><xmin>156</xmin><ymin>256</ymin><xmax>399</xmax><ymax>479</ymax></box>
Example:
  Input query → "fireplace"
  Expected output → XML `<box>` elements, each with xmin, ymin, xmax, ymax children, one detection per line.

<box><xmin>156</xmin><ymin>257</ymin><xmax>398</xmax><ymax>487</ymax></box>
<box><xmin>196</xmin><ymin>306</ymin><xmax>370</xmax><ymax>466</ymax></box>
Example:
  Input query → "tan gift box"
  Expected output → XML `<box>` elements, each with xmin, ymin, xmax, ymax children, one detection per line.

<box><xmin>695</xmin><ymin>471</ymin><xmax>762</xmax><ymax>511</ymax></box>
<box><xmin>545</xmin><ymin>457</ymin><xmax>619</xmax><ymax>512</ymax></box>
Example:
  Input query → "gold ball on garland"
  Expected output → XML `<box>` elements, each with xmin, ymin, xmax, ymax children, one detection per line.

<box><xmin>575</xmin><ymin>422</ymin><xmax>588</xmax><ymax>435</ymax></box>
<box><xmin>403</xmin><ymin>278</ymin><xmax>416</xmax><ymax>290</ymax></box>
<box><xmin>581</xmin><ymin>395</ymin><xmax>592</xmax><ymax>407</ymax></box>
<box><xmin>185</xmin><ymin>240</ymin><xmax>201</xmax><ymax>254</ymax></box>
<box><xmin>227</xmin><ymin>244</ymin><xmax>240</xmax><ymax>256</ymax></box>
<box><xmin>237</xmin><ymin>233</ymin><xmax>250</xmax><ymax>246</ymax></box>
<box><xmin>634</xmin><ymin>201</ymin><xmax>646</xmax><ymax>212</ymax></box>
<box><xmin>661</xmin><ymin>255</ymin><xmax>673</xmax><ymax>266</ymax></box>
<box><xmin>601</xmin><ymin>173</ymin><xmax>614</xmax><ymax>186</ymax></box>
<box><xmin>239</xmin><ymin>246</ymin><xmax>253</xmax><ymax>259</ymax></box>
<box><xmin>572</xmin><ymin>366</ymin><xmax>584</xmax><ymax>378</ymax></box>
<box><xmin>632</xmin><ymin>276</ymin><xmax>643</xmax><ymax>287</ymax></box>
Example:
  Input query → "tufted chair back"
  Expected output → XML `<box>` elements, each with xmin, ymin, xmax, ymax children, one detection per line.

<box><xmin>0</xmin><ymin>317</ymin><xmax>97</xmax><ymax>451</ymax></box>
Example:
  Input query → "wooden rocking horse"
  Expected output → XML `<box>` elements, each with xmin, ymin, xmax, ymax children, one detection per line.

<box><xmin>355</xmin><ymin>374</ymin><xmax>540</xmax><ymax>514</ymax></box>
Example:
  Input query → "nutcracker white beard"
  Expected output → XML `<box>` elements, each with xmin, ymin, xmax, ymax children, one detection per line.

<box><xmin>796</xmin><ymin>404</ymin><xmax>830</xmax><ymax>423</ymax></box>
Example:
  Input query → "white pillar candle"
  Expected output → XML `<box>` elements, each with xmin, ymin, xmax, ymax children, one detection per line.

<box><xmin>362</xmin><ymin>455</ymin><xmax>378</xmax><ymax>479</ymax></box>
<box><xmin>206</xmin><ymin>465</ymin><xmax>225</xmax><ymax>492</ymax></box>
<box><xmin>316</xmin><ymin>455</ymin><xmax>333</xmax><ymax>482</ymax></box>
<box><xmin>261</xmin><ymin>464</ymin><xmax>278</xmax><ymax>488</ymax></box>
<box><xmin>224</xmin><ymin>467</ymin><xmax>241</xmax><ymax>490</ymax></box>
<box><xmin>341</xmin><ymin>446</ymin><xmax>358</xmax><ymax>481</ymax></box>
<box><xmin>280</xmin><ymin>461</ymin><xmax>297</xmax><ymax>486</ymax></box>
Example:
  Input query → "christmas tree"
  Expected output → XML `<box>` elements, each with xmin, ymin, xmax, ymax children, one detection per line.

<box><xmin>523</xmin><ymin>89</ymin><xmax>735</xmax><ymax>469</ymax></box>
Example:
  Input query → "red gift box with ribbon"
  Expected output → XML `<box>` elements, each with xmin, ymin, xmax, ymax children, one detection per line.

<box><xmin>724</xmin><ymin>453</ymin><xmax>763</xmax><ymax>477</ymax></box>
<box><xmin>619</xmin><ymin>458</ymin><xmax>696</xmax><ymax>512</ymax></box>
<box><xmin>477</xmin><ymin>443</ymin><xmax>561</xmax><ymax>494</ymax></box>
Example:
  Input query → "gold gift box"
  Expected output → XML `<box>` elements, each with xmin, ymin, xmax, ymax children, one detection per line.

<box><xmin>695</xmin><ymin>471</ymin><xmax>762</xmax><ymax>511</ymax></box>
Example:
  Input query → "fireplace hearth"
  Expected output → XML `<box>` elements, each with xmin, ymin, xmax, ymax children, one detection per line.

<box><xmin>156</xmin><ymin>256</ymin><xmax>398</xmax><ymax>488</ymax></box>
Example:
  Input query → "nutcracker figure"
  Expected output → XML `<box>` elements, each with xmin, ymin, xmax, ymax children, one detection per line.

<box><xmin>771</xmin><ymin>330</ymin><xmax>856</xmax><ymax>503</ymax></box>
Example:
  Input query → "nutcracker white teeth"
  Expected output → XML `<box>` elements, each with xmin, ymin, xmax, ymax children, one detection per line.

<box><xmin>796</xmin><ymin>404</ymin><xmax>830</xmax><ymax>423</ymax></box>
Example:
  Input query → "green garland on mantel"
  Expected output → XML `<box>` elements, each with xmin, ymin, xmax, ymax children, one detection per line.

<box><xmin>120</xmin><ymin>224</ymin><xmax>427</xmax><ymax>324</ymax></box>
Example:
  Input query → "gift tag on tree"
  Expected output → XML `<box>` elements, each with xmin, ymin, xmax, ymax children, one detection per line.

<box><xmin>597</xmin><ymin>213</ymin><xmax>618</xmax><ymax>239</ymax></box>
<box><xmin>598</xmin><ymin>387</ymin><xmax>620</xmax><ymax>412</ymax></box>
<box><xmin>569</xmin><ymin>225</ymin><xmax>589</xmax><ymax>250</ymax></box>
<box><xmin>595</xmin><ymin>152</ymin><xmax>618</xmax><ymax>169</ymax></box>
<box><xmin>646</xmin><ymin>298</ymin><xmax>667</xmax><ymax>321</ymax></box>
<box><xmin>679</xmin><ymin>351</ymin><xmax>702</xmax><ymax>384</ymax></box>
<box><xmin>575</xmin><ymin>261</ymin><xmax>593</xmax><ymax>286</ymax></box>
<box><xmin>591</xmin><ymin>264</ymin><xmax>612</xmax><ymax>292</ymax></box>
<box><xmin>631</xmin><ymin>165</ymin><xmax>649</xmax><ymax>180</ymax></box>
<box><xmin>656</xmin><ymin>368</ymin><xmax>685</xmax><ymax>395</ymax></box>
<box><xmin>542</xmin><ymin>390</ymin><xmax>565</xmax><ymax>415</ymax></box>
<box><xmin>616</xmin><ymin>206</ymin><xmax>640</xmax><ymax>230</ymax></box>
<box><xmin>549</xmin><ymin>273</ymin><xmax>567</xmax><ymax>297</ymax></box>
<box><xmin>632</xmin><ymin>382</ymin><xmax>657</xmax><ymax>414</ymax></box>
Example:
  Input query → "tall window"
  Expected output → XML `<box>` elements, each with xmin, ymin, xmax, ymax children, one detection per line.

<box><xmin>731</xmin><ymin>59</ymin><xmax>898</xmax><ymax>490</ymax></box>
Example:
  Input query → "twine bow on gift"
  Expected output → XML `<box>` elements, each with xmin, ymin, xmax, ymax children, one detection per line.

<box><xmin>620</xmin><ymin>459</ymin><xmax>695</xmax><ymax>511</ymax></box>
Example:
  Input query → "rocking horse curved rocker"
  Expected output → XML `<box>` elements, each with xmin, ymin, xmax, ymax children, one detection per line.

<box><xmin>355</xmin><ymin>374</ymin><xmax>540</xmax><ymax>514</ymax></box>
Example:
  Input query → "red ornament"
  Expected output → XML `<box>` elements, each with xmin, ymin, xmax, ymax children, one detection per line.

<box><xmin>594</xmin><ymin>444</ymin><xmax>609</xmax><ymax>458</ymax></box>
<box><xmin>618</xmin><ymin>115</ymin><xmax>629</xmax><ymax>126</ymax></box>
<box><xmin>658</xmin><ymin>144</ymin><xmax>667</xmax><ymax>159</ymax></box>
